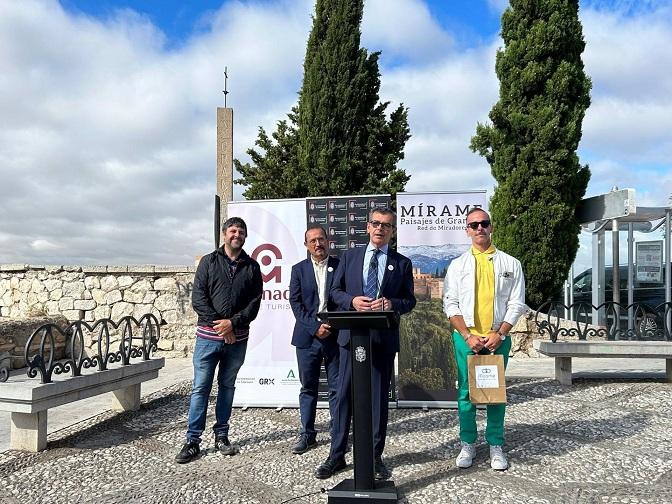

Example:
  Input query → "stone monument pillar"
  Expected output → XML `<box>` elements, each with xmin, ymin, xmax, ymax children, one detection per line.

<box><xmin>216</xmin><ymin>107</ymin><xmax>233</xmax><ymax>226</ymax></box>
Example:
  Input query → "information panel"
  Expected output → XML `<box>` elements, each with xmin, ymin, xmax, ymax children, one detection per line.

<box><xmin>636</xmin><ymin>240</ymin><xmax>663</xmax><ymax>283</ymax></box>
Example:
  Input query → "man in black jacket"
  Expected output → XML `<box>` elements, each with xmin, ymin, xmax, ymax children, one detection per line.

<box><xmin>175</xmin><ymin>216</ymin><xmax>263</xmax><ymax>464</ymax></box>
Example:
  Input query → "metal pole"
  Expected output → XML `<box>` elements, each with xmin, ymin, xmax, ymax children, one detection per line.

<box><xmin>628</xmin><ymin>222</ymin><xmax>634</xmax><ymax>331</ymax></box>
<box><xmin>612</xmin><ymin>219</ymin><xmax>620</xmax><ymax>304</ymax></box>
<box><xmin>569</xmin><ymin>263</ymin><xmax>575</xmax><ymax>321</ymax></box>
<box><xmin>564</xmin><ymin>273</ymin><xmax>570</xmax><ymax>320</ymax></box>
<box><xmin>612</xmin><ymin>219</ymin><xmax>620</xmax><ymax>339</ymax></box>
<box><xmin>666</xmin><ymin>209</ymin><xmax>671</xmax><ymax>340</ymax></box>
<box><xmin>592</xmin><ymin>230</ymin><xmax>605</xmax><ymax>325</ymax></box>
<box><xmin>667</xmin><ymin>209</ymin><xmax>671</xmax><ymax>305</ymax></box>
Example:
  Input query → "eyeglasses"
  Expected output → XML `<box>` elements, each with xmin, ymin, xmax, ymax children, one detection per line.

<box><xmin>466</xmin><ymin>220</ymin><xmax>491</xmax><ymax>230</ymax></box>
<box><xmin>369</xmin><ymin>220</ymin><xmax>394</xmax><ymax>230</ymax></box>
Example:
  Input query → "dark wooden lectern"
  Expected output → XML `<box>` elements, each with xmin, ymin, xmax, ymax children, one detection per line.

<box><xmin>318</xmin><ymin>310</ymin><xmax>399</xmax><ymax>504</ymax></box>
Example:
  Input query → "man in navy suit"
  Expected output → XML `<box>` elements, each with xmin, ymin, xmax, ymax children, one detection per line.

<box><xmin>289</xmin><ymin>226</ymin><xmax>340</xmax><ymax>455</ymax></box>
<box><xmin>314</xmin><ymin>208</ymin><xmax>416</xmax><ymax>480</ymax></box>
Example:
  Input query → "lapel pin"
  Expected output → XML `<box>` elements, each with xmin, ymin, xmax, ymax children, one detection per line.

<box><xmin>388</xmin><ymin>264</ymin><xmax>394</xmax><ymax>271</ymax></box>
<box><xmin>327</xmin><ymin>266</ymin><xmax>333</xmax><ymax>272</ymax></box>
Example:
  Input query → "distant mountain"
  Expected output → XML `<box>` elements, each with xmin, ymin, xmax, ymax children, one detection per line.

<box><xmin>399</xmin><ymin>244</ymin><xmax>466</xmax><ymax>259</ymax></box>
<box><xmin>398</xmin><ymin>244</ymin><xmax>469</xmax><ymax>275</ymax></box>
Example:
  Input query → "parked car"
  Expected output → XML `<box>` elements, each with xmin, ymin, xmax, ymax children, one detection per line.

<box><xmin>570</xmin><ymin>265</ymin><xmax>670</xmax><ymax>337</ymax></box>
<box><xmin>572</xmin><ymin>265</ymin><xmax>668</xmax><ymax>306</ymax></box>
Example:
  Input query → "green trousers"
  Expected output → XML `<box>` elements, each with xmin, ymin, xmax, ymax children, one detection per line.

<box><xmin>452</xmin><ymin>330</ymin><xmax>511</xmax><ymax>446</ymax></box>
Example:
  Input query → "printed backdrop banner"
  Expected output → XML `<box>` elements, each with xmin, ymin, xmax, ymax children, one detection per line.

<box><xmin>228</xmin><ymin>199</ymin><xmax>306</xmax><ymax>407</ymax></box>
<box><xmin>227</xmin><ymin>195</ymin><xmax>390</xmax><ymax>407</ymax></box>
<box><xmin>396</xmin><ymin>191</ymin><xmax>487</xmax><ymax>406</ymax></box>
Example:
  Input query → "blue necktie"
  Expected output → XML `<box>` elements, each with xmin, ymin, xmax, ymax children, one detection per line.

<box><xmin>365</xmin><ymin>249</ymin><xmax>380</xmax><ymax>299</ymax></box>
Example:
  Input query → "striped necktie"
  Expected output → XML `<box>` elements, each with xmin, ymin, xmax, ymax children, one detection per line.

<box><xmin>365</xmin><ymin>249</ymin><xmax>380</xmax><ymax>299</ymax></box>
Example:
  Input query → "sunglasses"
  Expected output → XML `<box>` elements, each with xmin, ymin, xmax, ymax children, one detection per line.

<box><xmin>466</xmin><ymin>220</ymin><xmax>491</xmax><ymax>230</ymax></box>
<box><xmin>369</xmin><ymin>220</ymin><xmax>394</xmax><ymax>230</ymax></box>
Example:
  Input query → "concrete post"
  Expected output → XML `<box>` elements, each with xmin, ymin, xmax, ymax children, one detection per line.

<box><xmin>112</xmin><ymin>384</ymin><xmax>141</xmax><ymax>411</ymax></box>
<box><xmin>11</xmin><ymin>411</ymin><xmax>47</xmax><ymax>451</ymax></box>
<box><xmin>555</xmin><ymin>357</ymin><xmax>573</xmax><ymax>386</ymax></box>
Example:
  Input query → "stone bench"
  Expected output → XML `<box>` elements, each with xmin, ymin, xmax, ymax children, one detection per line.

<box><xmin>0</xmin><ymin>357</ymin><xmax>165</xmax><ymax>451</ymax></box>
<box><xmin>533</xmin><ymin>340</ymin><xmax>672</xmax><ymax>385</ymax></box>
<box><xmin>0</xmin><ymin>314</ymin><xmax>164</xmax><ymax>451</ymax></box>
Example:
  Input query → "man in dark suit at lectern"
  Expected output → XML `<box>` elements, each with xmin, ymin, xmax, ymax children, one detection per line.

<box><xmin>289</xmin><ymin>226</ymin><xmax>340</xmax><ymax>455</ymax></box>
<box><xmin>314</xmin><ymin>207</ymin><xmax>416</xmax><ymax>481</ymax></box>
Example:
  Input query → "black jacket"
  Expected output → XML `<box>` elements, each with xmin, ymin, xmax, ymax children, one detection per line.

<box><xmin>192</xmin><ymin>247</ymin><xmax>263</xmax><ymax>330</ymax></box>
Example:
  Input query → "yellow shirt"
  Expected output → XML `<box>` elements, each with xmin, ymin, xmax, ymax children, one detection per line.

<box><xmin>468</xmin><ymin>244</ymin><xmax>496</xmax><ymax>337</ymax></box>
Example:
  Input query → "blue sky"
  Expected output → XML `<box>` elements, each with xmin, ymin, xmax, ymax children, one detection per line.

<box><xmin>1</xmin><ymin>0</ymin><xmax>671</xmax><ymax>268</ymax></box>
<box><xmin>60</xmin><ymin>0</ymin><xmax>504</xmax><ymax>47</ymax></box>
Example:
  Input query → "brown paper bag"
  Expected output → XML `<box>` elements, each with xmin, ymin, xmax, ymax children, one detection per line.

<box><xmin>468</xmin><ymin>353</ymin><xmax>507</xmax><ymax>405</ymax></box>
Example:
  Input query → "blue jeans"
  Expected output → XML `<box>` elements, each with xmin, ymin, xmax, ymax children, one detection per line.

<box><xmin>186</xmin><ymin>337</ymin><xmax>247</xmax><ymax>443</ymax></box>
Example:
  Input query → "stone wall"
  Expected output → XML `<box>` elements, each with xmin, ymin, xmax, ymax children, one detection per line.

<box><xmin>0</xmin><ymin>264</ymin><xmax>198</xmax><ymax>357</ymax></box>
<box><xmin>0</xmin><ymin>315</ymin><xmax>69</xmax><ymax>369</ymax></box>
<box><xmin>1</xmin><ymin>264</ymin><xmax>582</xmax><ymax>362</ymax></box>
<box><xmin>509</xmin><ymin>311</ymin><xmax>545</xmax><ymax>358</ymax></box>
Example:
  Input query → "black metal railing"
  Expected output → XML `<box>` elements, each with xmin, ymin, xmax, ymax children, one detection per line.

<box><xmin>535</xmin><ymin>301</ymin><xmax>672</xmax><ymax>343</ymax></box>
<box><xmin>0</xmin><ymin>361</ymin><xmax>8</xmax><ymax>383</ymax></box>
<box><xmin>22</xmin><ymin>314</ymin><xmax>162</xmax><ymax>384</ymax></box>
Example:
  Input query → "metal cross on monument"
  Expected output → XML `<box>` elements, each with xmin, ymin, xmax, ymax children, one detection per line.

<box><xmin>223</xmin><ymin>66</ymin><xmax>229</xmax><ymax>108</ymax></box>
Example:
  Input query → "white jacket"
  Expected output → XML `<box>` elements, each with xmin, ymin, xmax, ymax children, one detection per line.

<box><xmin>443</xmin><ymin>248</ymin><xmax>527</xmax><ymax>330</ymax></box>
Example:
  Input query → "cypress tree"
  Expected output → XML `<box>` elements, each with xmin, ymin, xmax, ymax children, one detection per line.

<box><xmin>470</xmin><ymin>0</ymin><xmax>591</xmax><ymax>308</ymax></box>
<box><xmin>235</xmin><ymin>0</ymin><xmax>410</xmax><ymax>199</ymax></box>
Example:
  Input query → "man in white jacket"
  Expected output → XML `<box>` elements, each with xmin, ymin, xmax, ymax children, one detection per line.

<box><xmin>443</xmin><ymin>207</ymin><xmax>526</xmax><ymax>471</ymax></box>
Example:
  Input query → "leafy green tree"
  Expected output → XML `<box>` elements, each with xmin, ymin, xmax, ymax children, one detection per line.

<box><xmin>471</xmin><ymin>0</ymin><xmax>592</xmax><ymax>308</ymax></box>
<box><xmin>235</xmin><ymin>0</ymin><xmax>410</xmax><ymax>199</ymax></box>
<box><xmin>234</xmin><ymin>109</ymin><xmax>300</xmax><ymax>200</ymax></box>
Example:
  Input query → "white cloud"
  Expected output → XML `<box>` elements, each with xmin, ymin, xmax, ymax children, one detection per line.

<box><xmin>575</xmin><ymin>4</ymin><xmax>672</xmax><ymax>275</ymax></box>
<box><xmin>30</xmin><ymin>239</ymin><xmax>62</xmax><ymax>252</ymax></box>
<box><xmin>378</xmin><ymin>42</ymin><xmax>498</xmax><ymax>195</ymax></box>
<box><xmin>0</xmin><ymin>0</ymin><xmax>670</xmax><ymax>267</ymax></box>
<box><xmin>0</xmin><ymin>0</ymin><xmax>312</xmax><ymax>264</ymax></box>
<box><xmin>581</xmin><ymin>6</ymin><xmax>672</xmax><ymax>163</ymax></box>
<box><xmin>486</xmin><ymin>0</ymin><xmax>509</xmax><ymax>15</ymax></box>
<box><xmin>362</xmin><ymin>0</ymin><xmax>453</xmax><ymax>63</ymax></box>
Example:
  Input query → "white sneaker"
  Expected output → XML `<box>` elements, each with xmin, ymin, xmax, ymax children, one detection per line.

<box><xmin>490</xmin><ymin>445</ymin><xmax>508</xmax><ymax>471</ymax></box>
<box><xmin>455</xmin><ymin>442</ymin><xmax>476</xmax><ymax>468</ymax></box>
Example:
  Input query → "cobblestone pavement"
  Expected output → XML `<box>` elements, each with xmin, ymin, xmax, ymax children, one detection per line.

<box><xmin>1</xmin><ymin>377</ymin><xmax>671</xmax><ymax>504</ymax></box>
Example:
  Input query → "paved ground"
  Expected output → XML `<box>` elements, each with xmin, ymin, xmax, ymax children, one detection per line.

<box><xmin>1</xmin><ymin>357</ymin><xmax>671</xmax><ymax>503</ymax></box>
